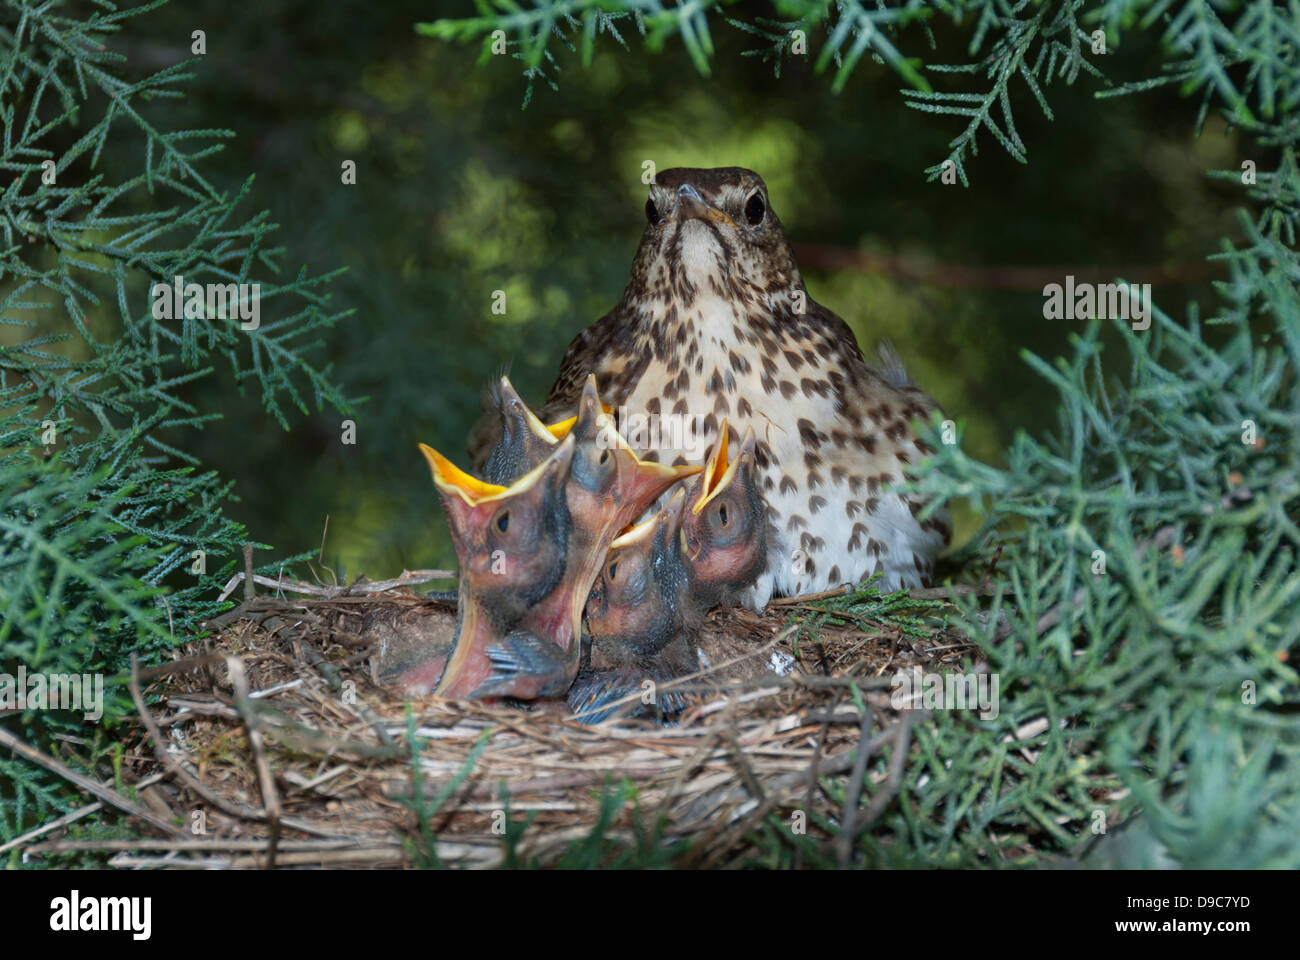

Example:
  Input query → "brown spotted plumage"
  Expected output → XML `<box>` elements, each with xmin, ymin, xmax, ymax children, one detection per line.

<box><xmin>483</xmin><ymin>167</ymin><xmax>951</xmax><ymax>607</ymax></box>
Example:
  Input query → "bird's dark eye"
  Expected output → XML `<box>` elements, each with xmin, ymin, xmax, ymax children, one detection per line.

<box><xmin>608</xmin><ymin>562</ymin><xmax>618</xmax><ymax>581</ymax></box>
<box><xmin>744</xmin><ymin>193</ymin><xmax>765</xmax><ymax>225</ymax></box>
<box><xmin>645</xmin><ymin>198</ymin><xmax>660</xmax><ymax>225</ymax></box>
<box><xmin>496</xmin><ymin>511</ymin><xmax>510</xmax><ymax>533</ymax></box>
<box><xmin>598</xmin><ymin>450</ymin><xmax>610</xmax><ymax>465</ymax></box>
<box><xmin>717</xmin><ymin>503</ymin><xmax>729</xmax><ymax>526</ymax></box>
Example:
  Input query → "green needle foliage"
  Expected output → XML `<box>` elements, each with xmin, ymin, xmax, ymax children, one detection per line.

<box><xmin>900</xmin><ymin>0</ymin><xmax>1300</xmax><ymax>866</ymax></box>
<box><xmin>907</xmin><ymin>305</ymin><xmax>1300</xmax><ymax>867</ymax></box>
<box><xmin>418</xmin><ymin>1</ymin><xmax>934</xmax><ymax>105</ymax></box>
<box><xmin>425</xmin><ymin>1</ymin><xmax>1300</xmax><ymax>182</ymax></box>
<box><xmin>0</xmin><ymin>0</ymin><xmax>351</xmax><ymax>842</ymax></box>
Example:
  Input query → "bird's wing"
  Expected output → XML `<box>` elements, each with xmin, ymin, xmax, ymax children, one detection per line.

<box><xmin>808</xmin><ymin>301</ymin><xmax>942</xmax><ymax>418</ymax></box>
<box><xmin>541</xmin><ymin>308</ymin><xmax>622</xmax><ymax>423</ymax></box>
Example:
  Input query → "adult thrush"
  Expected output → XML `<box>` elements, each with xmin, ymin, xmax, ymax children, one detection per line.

<box><xmin>529</xmin><ymin>167</ymin><xmax>952</xmax><ymax>607</ymax></box>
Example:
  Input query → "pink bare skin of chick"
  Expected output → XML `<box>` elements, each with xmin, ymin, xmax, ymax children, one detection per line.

<box><xmin>394</xmin><ymin>436</ymin><xmax>576</xmax><ymax>697</ymax></box>
<box><xmin>430</xmin><ymin>377</ymin><xmax>698</xmax><ymax>701</ymax></box>
<box><xmin>571</xmin><ymin>425</ymin><xmax>768</xmax><ymax>723</ymax></box>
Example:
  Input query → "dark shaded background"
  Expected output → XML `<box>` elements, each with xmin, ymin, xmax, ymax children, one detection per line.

<box><xmin>115</xmin><ymin>0</ymin><xmax>1242</xmax><ymax>579</ymax></box>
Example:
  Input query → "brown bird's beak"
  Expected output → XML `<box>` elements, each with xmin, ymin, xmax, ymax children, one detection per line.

<box><xmin>673</xmin><ymin>182</ymin><xmax>735</xmax><ymax>228</ymax></box>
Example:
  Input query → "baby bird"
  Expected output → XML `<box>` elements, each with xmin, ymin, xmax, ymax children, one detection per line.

<box><xmin>395</xmin><ymin>436</ymin><xmax>576</xmax><ymax>697</ymax></box>
<box><xmin>683</xmin><ymin>424</ymin><xmax>768</xmax><ymax>608</ymax></box>
<box><xmin>570</xmin><ymin>489</ymin><xmax>697</xmax><ymax>722</ymax></box>
<box><xmin>478</xmin><ymin>375</ymin><xmax>564</xmax><ymax>485</ymax></box>
<box><xmin>569</xmin><ymin>424</ymin><xmax>768</xmax><ymax>723</ymax></box>
<box><xmin>431</xmin><ymin>377</ymin><xmax>698</xmax><ymax>701</ymax></box>
<box><xmin>474</xmin><ymin>373</ymin><xmax>612</xmax><ymax>485</ymax></box>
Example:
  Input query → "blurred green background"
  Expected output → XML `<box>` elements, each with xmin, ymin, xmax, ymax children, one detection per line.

<box><xmin>111</xmin><ymin>0</ymin><xmax>1241</xmax><ymax>580</ymax></box>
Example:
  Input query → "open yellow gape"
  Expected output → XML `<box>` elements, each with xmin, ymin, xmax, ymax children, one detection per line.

<box><xmin>417</xmin><ymin>443</ymin><xmax>507</xmax><ymax>504</ymax></box>
<box><xmin>692</xmin><ymin>418</ymin><xmax>753</xmax><ymax>514</ymax></box>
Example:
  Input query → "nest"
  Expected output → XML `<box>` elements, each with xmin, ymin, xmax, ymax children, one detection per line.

<box><xmin>104</xmin><ymin>569</ymin><xmax>972</xmax><ymax>869</ymax></box>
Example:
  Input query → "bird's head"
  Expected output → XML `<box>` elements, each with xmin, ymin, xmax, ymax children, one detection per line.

<box><xmin>420</xmin><ymin>438</ymin><xmax>574</xmax><ymax>597</ymax></box>
<box><xmin>478</xmin><ymin>375</ymin><xmax>561</xmax><ymax>485</ymax></box>
<box><xmin>628</xmin><ymin>167</ymin><xmax>803</xmax><ymax>306</ymax></box>
<box><xmin>418</xmin><ymin>438</ymin><xmax>575</xmax><ymax>697</ymax></box>
<box><xmin>586</xmin><ymin>488</ymin><xmax>692</xmax><ymax>663</ymax></box>
<box><xmin>683</xmin><ymin>422</ymin><xmax>768</xmax><ymax>606</ymax></box>
<box><xmin>566</xmin><ymin>375</ymin><xmax>700</xmax><ymax>542</ymax></box>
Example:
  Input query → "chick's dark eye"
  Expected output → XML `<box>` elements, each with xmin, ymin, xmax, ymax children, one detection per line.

<box><xmin>645</xmin><ymin>198</ymin><xmax>660</xmax><ymax>224</ymax></box>
<box><xmin>608</xmin><ymin>562</ymin><xmax>618</xmax><ymax>581</ymax></box>
<box><xmin>717</xmin><ymin>503</ymin><xmax>729</xmax><ymax>526</ymax></box>
<box><xmin>744</xmin><ymin>193</ymin><xmax>765</xmax><ymax>225</ymax></box>
<box><xmin>496</xmin><ymin>511</ymin><xmax>510</xmax><ymax>533</ymax></box>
